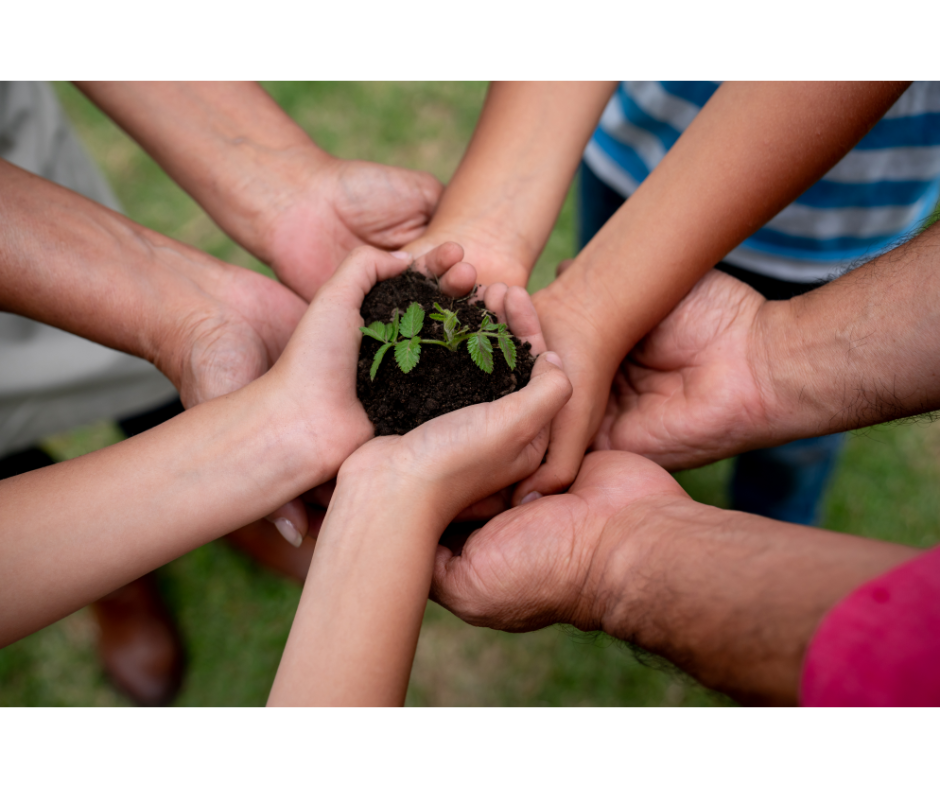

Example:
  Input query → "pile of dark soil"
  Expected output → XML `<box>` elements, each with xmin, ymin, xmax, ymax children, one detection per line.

<box><xmin>357</xmin><ymin>269</ymin><xmax>534</xmax><ymax>435</ymax></box>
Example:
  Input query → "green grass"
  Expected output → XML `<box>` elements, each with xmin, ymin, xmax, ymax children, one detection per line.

<box><xmin>2</xmin><ymin>83</ymin><xmax>938</xmax><ymax>707</ymax></box>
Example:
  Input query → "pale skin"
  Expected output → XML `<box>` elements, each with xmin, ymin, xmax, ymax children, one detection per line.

<box><xmin>404</xmin><ymin>81</ymin><xmax>911</xmax><ymax>503</ymax></box>
<box><xmin>0</xmin><ymin>243</ymin><xmax>477</xmax><ymax>646</ymax></box>
<box><xmin>431</xmin><ymin>219</ymin><xmax>940</xmax><ymax>705</ymax></box>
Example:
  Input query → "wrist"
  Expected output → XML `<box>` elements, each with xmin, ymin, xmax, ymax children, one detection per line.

<box><xmin>334</xmin><ymin>457</ymin><xmax>449</xmax><ymax>541</ymax></box>
<box><xmin>223</xmin><ymin>143</ymin><xmax>336</xmax><ymax>267</ymax></box>
<box><xmin>752</xmin><ymin>298</ymin><xmax>832</xmax><ymax>445</ymax></box>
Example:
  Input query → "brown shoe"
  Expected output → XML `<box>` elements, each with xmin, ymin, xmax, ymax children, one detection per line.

<box><xmin>91</xmin><ymin>574</ymin><xmax>184</xmax><ymax>706</ymax></box>
<box><xmin>224</xmin><ymin>518</ymin><xmax>319</xmax><ymax>585</ymax></box>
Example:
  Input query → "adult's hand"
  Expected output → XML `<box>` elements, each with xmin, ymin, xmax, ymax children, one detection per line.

<box><xmin>77</xmin><ymin>82</ymin><xmax>442</xmax><ymax>302</ymax></box>
<box><xmin>592</xmin><ymin>269</ymin><xmax>775</xmax><ymax>470</ymax></box>
<box><xmin>432</xmin><ymin>451</ymin><xmax>685</xmax><ymax>632</ymax></box>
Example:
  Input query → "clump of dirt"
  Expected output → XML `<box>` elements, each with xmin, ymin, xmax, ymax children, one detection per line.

<box><xmin>357</xmin><ymin>269</ymin><xmax>535</xmax><ymax>435</ymax></box>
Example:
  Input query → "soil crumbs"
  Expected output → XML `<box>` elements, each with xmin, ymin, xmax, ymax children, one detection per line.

<box><xmin>357</xmin><ymin>269</ymin><xmax>534</xmax><ymax>435</ymax></box>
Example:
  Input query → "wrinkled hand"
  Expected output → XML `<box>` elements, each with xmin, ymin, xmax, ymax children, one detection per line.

<box><xmin>593</xmin><ymin>269</ymin><xmax>776</xmax><ymax>470</ymax></box>
<box><xmin>264</xmin><ymin>157</ymin><xmax>443</xmax><ymax>300</ymax></box>
<box><xmin>172</xmin><ymin>263</ymin><xmax>308</xmax><ymax>409</ymax></box>
<box><xmin>431</xmin><ymin>451</ymin><xmax>688</xmax><ymax>633</ymax></box>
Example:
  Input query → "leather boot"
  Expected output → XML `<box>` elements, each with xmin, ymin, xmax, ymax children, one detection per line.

<box><xmin>90</xmin><ymin>574</ymin><xmax>184</xmax><ymax>706</ymax></box>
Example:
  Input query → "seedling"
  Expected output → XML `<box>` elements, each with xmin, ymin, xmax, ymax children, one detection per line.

<box><xmin>360</xmin><ymin>301</ymin><xmax>517</xmax><ymax>380</ymax></box>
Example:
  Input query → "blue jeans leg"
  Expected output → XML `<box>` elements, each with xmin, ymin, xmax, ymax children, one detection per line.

<box><xmin>730</xmin><ymin>433</ymin><xmax>845</xmax><ymax>526</ymax></box>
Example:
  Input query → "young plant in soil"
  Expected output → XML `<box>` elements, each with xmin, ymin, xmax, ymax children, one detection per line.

<box><xmin>359</xmin><ymin>301</ymin><xmax>517</xmax><ymax>380</ymax></box>
<box><xmin>356</xmin><ymin>270</ymin><xmax>535</xmax><ymax>436</ymax></box>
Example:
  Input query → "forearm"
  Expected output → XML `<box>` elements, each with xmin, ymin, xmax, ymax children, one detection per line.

<box><xmin>0</xmin><ymin>378</ymin><xmax>323</xmax><ymax>646</ymax></box>
<box><xmin>269</xmin><ymin>476</ymin><xmax>443</xmax><ymax>706</ymax></box>
<box><xmin>593</xmin><ymin>498</ymin><xmax>917</xmax><ymax>705</ymax></box>
<box><xmin>75</xmin><ymin>81</ymin><xmax>329</xmax><ymax>264</ymax></box>
<box><xmin>543</xmin><ymin>81</ymin><xmax>911</xmax><ymax>373</ymax></box>
<box><xmin>405</xmin><ymin>81</ymin><xmax>616</xmax><ymax>285</ymax></box>
<box><xmin>757</xmin><ymin>220</ymin><xmax>940</xmax><ymax>439</ymax></box>
<box><xmin>0</xmin><ymin>159</ymin><xmax>245</xmax><ymax>382</ymax></box>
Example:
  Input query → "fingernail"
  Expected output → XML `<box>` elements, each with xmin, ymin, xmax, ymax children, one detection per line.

<box><xmin>542</xmin><ymin>352</ymin><xmax>564</xmax><ymax>370</ymax></box>
<box><xmin>268</xmin><ymin>516</ymin><xmax>303</xmax><ymax>548</ymax></box>
<box><xmin>390</xmin><ymin>250</ymin><xmax>412</xmax><ymax>261</ymax></box>
<box><xmin>520</xmin><ymin>491</ymin><xmax>543</xmax><ymax>505</ymax></box>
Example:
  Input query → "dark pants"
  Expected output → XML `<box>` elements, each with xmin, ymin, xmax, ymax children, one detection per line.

<box><xmin>577</xmin><ymin>162</ymin><xmax>843</xmax><ymax>525</ymax></box>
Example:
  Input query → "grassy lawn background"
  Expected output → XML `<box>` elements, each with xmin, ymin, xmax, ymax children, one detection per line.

<box><xmin>1</xmin><ymin>82</ymin><xmax>938</xmax><ymax>706</ymax></box>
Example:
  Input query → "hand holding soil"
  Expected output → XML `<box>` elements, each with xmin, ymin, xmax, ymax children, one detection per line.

<box><xmin>263</xmin><ymin>242</ymin><xmax>478</xmax><ymax>542</ymax></box>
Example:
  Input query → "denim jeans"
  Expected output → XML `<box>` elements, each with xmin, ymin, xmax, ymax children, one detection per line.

<box><xmin>577</xmin><ymin>162</ymin><xmax>842</xmax><ymax>526</ymax></box>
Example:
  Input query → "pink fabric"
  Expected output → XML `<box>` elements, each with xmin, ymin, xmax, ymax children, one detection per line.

<box><xmin>801</xmin><ymin>545</ymin><xmax>940</xmax><ymax>706</ymax></box>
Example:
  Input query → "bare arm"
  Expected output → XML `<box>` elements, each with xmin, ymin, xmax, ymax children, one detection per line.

<box><xmin>517</xmin><ymin>81</ymin><xmax>911</xmax><ymax>500</ymax></box>
<box><xmin>0</xmin><ymin>158</ymin><xmax>306</xmax><ymax>407</ymax></box>
<box><xmin>76</xmin><ymin>81</ymin><xmax>443</xmax><ymax>299</ymax></box>
<box><xmin>268</xmin><ymin>300</ymin><xmax>572</xmax><ymax>707</ymax></box>
<box><xmin>595</xmin><ymin>219</ymin><xmax>940</xmax><ymax>469</ymax></box>
<box><xmin>0</xmin><ymin>245</ymin><xmax>472</xmax><ymax>647</ymax></box>
<box><xmin>402</xmin><ymin>81</ymin><xmax>617</xmax><ymax>286</ymax></box>
<box><xmin>429</xmin><ymin>451</ymin><xmax>918</xmax><ymax>706</ymax></box>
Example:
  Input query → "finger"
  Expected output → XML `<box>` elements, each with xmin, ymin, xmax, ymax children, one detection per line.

<box><xmin>264</xmin><ymin>497</ymin><xmax>309</xmax><ymax>547</ymax></box>
<box><xmin>493</xmin><ymin>352</ymin><xmax>571</xmax><ymax>460</ymax></box>
<box><xmin>556</xmin><ymin>258</ymin><xmax>575</xmax><ymax>278</ymax></box>
<box><xmin>318</xmin><ymin>245</ymin><xmax>414</xmax><ymax>312</ymax></box>
<box><xmin>414</xmin><ymin>242</ymin><xmax>477</xmax><ymax>297</ymax></box>
<box><xmin>482</xmin><ymin>282</ymin><xmax>509</xmax><ymax>323</ymax></box>
<box><xmin>438</xmin><ymin>261</ymin><xmax>476</xmax><ymax>297</ymax></box>
<box><xmin>504</xmin><ymin>286</ymin><xmax>547</xmax><ymax>356</ymax></box>
<box><xmin>511</xmin><ymin>394</ymin><xmax>591</xmax><ymax>504</ymax></box>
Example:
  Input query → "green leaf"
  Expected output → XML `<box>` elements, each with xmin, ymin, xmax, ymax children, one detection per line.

<box><xmin>429</xmin><ymin>313</ymin><xmax>446</xmax><ymax>322</ymax></box>
<box><xmin>498</xmin><ymin>334</ymin><xmax>517</xmax><ymax>370</ymax></box>
<box><xmin>443</xmin><ymin>313</ymin><xmax>458</xmax><ymax>343</ymax></box>
<box><xmin>467</xmin><ymin>333</ymin><xmax>494</xmax><ymax>373</ymax></box>
<box><xmin>395</xmin><ymin>336</ymin><xmax>422</xmax><ymax>373</ymax></box>
<box><xmin>399</xmin><ymin>302</ymin><xmax>425</xmax><ymax>338</ymax></box>
<box><xmin>494</xmin><ymin>323</ymin><xmax>509</xmax><ymax>335</ymax></box>
<box><xmin>370</xmin><ymin>343</ymin><xmax>393</xmax><ymax>381</ymax></box>
<box><xmin>481</xmin><ymin>313</ymin><xmax>493</xmax><ymax>330</ymax></box>
<box><xmin>359</xmin><ymin>322</ymin><xmax>387</xmax><ymax>343</ymax></box>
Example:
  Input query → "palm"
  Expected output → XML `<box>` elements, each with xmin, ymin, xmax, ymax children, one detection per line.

<box><xmin>431</xmin><ymin>452</ymin><xmax>684</xmax><ymax>633</ymax></box>
<box><xmin>594</xmin><ymin>270</ymin><xmax>770</xmax><ymax>470</ymax></box>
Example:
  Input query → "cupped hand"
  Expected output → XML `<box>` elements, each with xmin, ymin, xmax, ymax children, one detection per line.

<box><xmin>431</xmin><ymin>451</ymin><xmax>688</xmax><ymax>633</ymax></box>
<box><xmin>337</xmin><ymin>289</ymin><xmax>572</xmax><ymax>529</ymax></box>
<box><xmin>593</xmin><ymin>269</ymin><xmax>776</xmax><ymax>470</ymax></box>
<box><xmin>510</xmin><ymin>282</ymin><xmax>620</xmax><ymax>504</ymax></box>
<box><xmin>263</xmin><ymin>157</ymin><xmax>443</xmax><ymax>300</ymax></box>
<box><xmin>264</xmin><ymin>242</ymin><xmax>477</xmax><ymax>540</ymax></box>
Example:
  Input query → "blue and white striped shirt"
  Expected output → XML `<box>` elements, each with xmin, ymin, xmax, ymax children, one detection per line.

<box><xmin>583</xmin><ymin>81</ymin><xmax>940</xmax><ymax>282</ymax></box>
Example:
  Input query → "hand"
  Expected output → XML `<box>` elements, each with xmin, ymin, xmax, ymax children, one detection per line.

<box><xmin>511</xmin><ymin>281</ymin><xmax>622</xmax><ymax>503</ymax></box>
<box><xmin>431</xmin><ymin>451</ymin><xmax>688</xmax><ymax>633</ymax></box>
<box><xmin>402</xmin><ymin>221</ymin><xmax>532</xmax><ymax>289</ymax></box>
<box><xmin>263</xmin><ymin>157</ymin><xmax>443</xmax><ymax>300</ymax></box>
<box><xmin>170</xmin><ymin>264</ymin><xmax>308</xmax><ymax>409</ymax></box>
<box><xmin>592</xmin><ymin>269</ymin><xmax>777</xmax><ymax>470</ymax></box>
<box><xmin>336</xmin><ymin>291</ymin><xmax>571</xmax><ymax>529</ymax></box>
<box><xmin>264</xmin><ymin>242</ymin><xmax>478</xmax><ymax>540</ymax></box>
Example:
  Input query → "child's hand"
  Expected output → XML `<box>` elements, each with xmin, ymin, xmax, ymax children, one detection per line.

<box><xmin>510</xmin><ymin>284</ymin><xmax>623</xmax><ymax>504</ymax></box>
<box><xmin>336</xmin><ymin>286</ymin><xmax>572</xmax><ymax>529</ymax></box>
<box><xmin>260</xmin><ymin>242</ymin><xmax>476</xmax><ymax>541</ymax></box>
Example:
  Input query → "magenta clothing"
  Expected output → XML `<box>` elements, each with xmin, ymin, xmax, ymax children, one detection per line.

<box><xmin>801</xmin><ymin>545</ymin><xmax>940</xmax><ymax>706</ymax></box>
